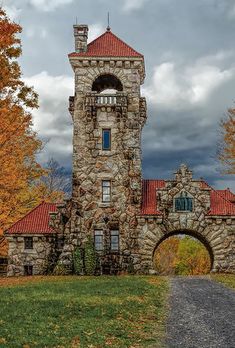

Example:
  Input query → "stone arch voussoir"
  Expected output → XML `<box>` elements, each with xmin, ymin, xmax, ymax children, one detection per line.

<box><xmin>141</xmin><ymin>224</ymin><xmax>225</xmax><ymax>273</ymax></box>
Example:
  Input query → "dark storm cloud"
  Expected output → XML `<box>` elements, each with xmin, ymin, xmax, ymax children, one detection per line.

<box><xmin>4</xmin><ymin>0</ymin><xmax>235</xmax><ymax>190</ymax></box>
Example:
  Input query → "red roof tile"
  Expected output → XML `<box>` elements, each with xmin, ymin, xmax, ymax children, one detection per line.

<box><xmin>201</xmin><ymin>181</ymin><xmax>235</xmax><ymax>215</ymax></box>
<box><xmin>141</xmin><ymin>180</ymin><xmax>165</xmax><ymax>215</ymax></box>
<box><xmin>69</xmin><ymin>30</ymin><xmax>143</xmax><ymax>58</ymax></box>
<box><xmin>141</xmin><ymin>179</ymin><xmax>235</xmax><ymax>216</ymax></box>
<box><xmin>216</xmin><ymin>189</ymin><xmax>235</xmax><ymax>203</ymax></box>
<box><xmin>208</xmin><ymin>190</ymin><xmax>235</xmax><ymax>216</ymax></box>
<box><xmin>6</xmin><ymin>202</ymin><xmax>57</xmax><ymax>234</ymax></box>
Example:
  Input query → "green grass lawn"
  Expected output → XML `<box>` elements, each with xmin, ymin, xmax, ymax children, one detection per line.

<box><xmin>0</xmin><ymin>276</ymin><xmax>168</xmax><ymax>348</ymax></box>
<box><xmin>212</xmin><ymin>274</ymin><xmax>235</xmax><ymax>290</ymax></box>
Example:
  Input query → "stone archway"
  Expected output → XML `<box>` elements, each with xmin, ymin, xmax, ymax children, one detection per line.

<box><xmin>152</xmin><ymin>229</ymin><xmax>214</xmax><ymax>273</ymax></box>
<box><xmin>138</xmin><ymin>220</ymin><xmax>230</xmax><ymax>274</ymax></box>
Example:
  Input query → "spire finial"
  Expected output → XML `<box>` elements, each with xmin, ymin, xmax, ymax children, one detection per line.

<box><xmin>107</xmin><ymin>12</ymin><xmax>111</xmax><ymax>31</ymax></box>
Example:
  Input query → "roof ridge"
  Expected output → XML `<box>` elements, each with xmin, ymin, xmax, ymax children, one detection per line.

<box><xmin>103</xmin><ymin>30</ymin><xmax>143</xmax><ymax>57</ymax></box>
<box><xmin>70</xmin><ymin>29</ymin><xmax>144</xmax><ymax>58</ymax></box>
<box><xmin>5</xmin><ymin>201</ymin><xmax>47</xmax><ymax>233</ymax></box>
<box><xmin>87</xmin><ymin>30</ymin><xmax>107</xmax><ymax>48</ymax></box>
<box><xmin>142</xmin><ymin>179</ymin><xmax>165</xmax><ymax>182</ymax></box>
<box><xmin>204</xmin><ymin>181</ymin><xmax>235</xmax><ymax>214</ymax></box>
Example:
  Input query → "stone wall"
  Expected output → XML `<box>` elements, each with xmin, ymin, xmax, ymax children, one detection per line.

<box><xmin>7</xmin><ymin>235</ymin><xmax>55</xmax><ymax>276</ymax></box>
<box><xmin>136</xmin><ymin>166</ymin><xmax>235</xmax><ymax>274</ymax></box>
<box><xmin>52</xmin><ymin>52</ymin><xmax>147</xmax><ymax>273</ymax></box>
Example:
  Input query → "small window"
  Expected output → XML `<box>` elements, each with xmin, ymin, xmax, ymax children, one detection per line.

<box><xmin>102</xmin><ymin>129</ymin><xmax>111</xmax><ymax>150</ymax></box>
<box><xmin>102</xmin><ymin>180</ymin><xmax>111</xmax><ymax>202</ymax></box>
<box><xmin>175</xmin><ymin>192</ymin><xmax>193</xmax><ymax>212</ymax></box>
<box><xmin>57</xmin><ymin>238</ymin><xmax>64</xmax><ymax>249</ymax></box>
<box><xmin>24</xmin><ymin>237</ymin><xmax>33</xmax><ymax>250</ymax></box>
<box><xmin>24</xmin><ymin>265</ymin><xmax>33</xmax><ymax>276</ymax></box>
<box><xmin>111</xmin><ymin>230</ymin><xmax>119</xmax><ymax>251</ymax></box>
<box><xmin>94</xmin><ymin>230</ymin><xmax>104</xmax><ymax>251</ymax></box>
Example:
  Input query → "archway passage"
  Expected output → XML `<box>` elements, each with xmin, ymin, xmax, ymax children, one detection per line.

<box><xmin>92</xmin><ymin>74</ymin><xmax>123</xmax><ymax>93</ymax></box>
<box><xmin>153</xmin><ymin>231</ymin><xmax>213</xmax><ymax>275</ymax></box>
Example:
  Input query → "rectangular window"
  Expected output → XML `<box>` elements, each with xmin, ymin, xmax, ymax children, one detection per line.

<box><xmin>24</xmin><ymin>265</ymin><xmax>33</xmax><ymax>276</ymax></box>
<box><xmin>24</xmin><ymin>237</ymin><xmax>33</xmax><ymax>250</ymax></box>
<box><xmin>94</xmin><ymin>230</ymin><xmax>104</xmax><ymax>251</ymax></box>
<box><xmin>102</xmin><ymin>180</ymin><xmax>111</xmax><ymax>202</ymax></box>
<box><xmin>102</xmin><ymin>129</ymin><xmax>111</xmax><ymax>150</ymax></box>
<box><xmin>111</xmin><ymin>230</ymin><xmax>119</xmax><ymax>251</ymax></box>
<box><xmin>175</xmin><ymin>198</ymin><xmax>193</xmax><ymax>212</ymax></box>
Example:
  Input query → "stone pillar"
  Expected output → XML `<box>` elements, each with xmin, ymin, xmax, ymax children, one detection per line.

<box><xmin>73</xmin><ymin>25</ymin><xmax>89</xmax><ymax>53</ymax></box>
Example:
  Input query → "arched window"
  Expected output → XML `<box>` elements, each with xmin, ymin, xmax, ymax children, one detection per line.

<box><xmin>92</xmin><ymin>74</ymin><xmax>123</xmax><ymax>93</ymax></box>
<box><xmin>174</xmin><ymin>191</ymin><xmax>193</xmax><ymax>212</ymax></box>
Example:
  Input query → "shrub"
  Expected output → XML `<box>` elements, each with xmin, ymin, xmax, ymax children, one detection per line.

<box><xmin>84</xmin><ymin>237</ymin><xmax>97</xmax><ymax>276</ymax></box>
<box><xmin>53</xmin><ymin>263</ymin><xmax>69</xmax><ymax>275</ymax></box>
<box><xmin>73</xmin><ymin>247</ymin><xmax>84</xmax><ymax>275</ymax></box>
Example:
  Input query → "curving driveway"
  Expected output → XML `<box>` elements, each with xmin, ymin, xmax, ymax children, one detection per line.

<box><xmin>166</xmin><ymin>276</ymin><xmax>235</xmax><ymax>348</ymax></box>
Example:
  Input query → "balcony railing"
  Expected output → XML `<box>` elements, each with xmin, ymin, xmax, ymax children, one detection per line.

<box><xmin>96</xmin><ymin>95</ymin><xmax>117</xmax><ymax>105</ymax></box>
<box><xmin>85</xmin><ymin>92</ymin><xmax>127</xmax><ymax>107</ymax></box>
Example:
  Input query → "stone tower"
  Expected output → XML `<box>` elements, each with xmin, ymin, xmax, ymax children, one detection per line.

<box><xmin>54</xmin><ymin>25</ymin><xmax>147</xmax><ymax>273</ymax></box>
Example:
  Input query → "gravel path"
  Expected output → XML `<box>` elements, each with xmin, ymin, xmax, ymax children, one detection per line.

<box><xmin>166</xmin><ymin>276</ymin><xmax>235</xmax><ymax>348</ymax></box>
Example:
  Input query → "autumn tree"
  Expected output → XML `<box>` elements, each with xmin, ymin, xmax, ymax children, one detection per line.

<box><xmin>219</xmin><ymin>107</ymin><xmax>235</xmax><ymax>174</ymax></box>
<box><xmin>154</xmin><ymin>235</ymin><xmax>211</xmax><ymax>275</ymax></box>
<box><xmin>0</xmin><ymin>8</ymin><xmax>44</xmax><ymax>232</ymax></box>
<box><xmin>174</xmin><ymin>236</ymin><xmax>211</xmax><ymax>275</ymax></box>
<box><xmin>154</xmin><ymin>237</ymin><xmax>179</xmax><ymax>275</ymax></box>
<box><xmin>33</xmin><ymin>158</ymin><xmax>70</xmax><ymax>203</ymax></box>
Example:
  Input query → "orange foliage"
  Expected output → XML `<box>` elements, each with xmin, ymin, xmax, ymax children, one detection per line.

<box><xmin>154</xmin><ymin>237</ymin><xmax>180</xmax><ymax>275</ymax></box>
<box><xmin>220</xmin><ymin>107</ymin><xmax>235</xmax><ymax>174</ymax></box>
<box><xmin>0</xmin><ymin>8</ymin><xmax>44</xmax><ymax>234</ymax></box>
<box><xmin>154</xmin><ymin>236</ymin><xmax>211</xmax><ymax>275</ymax></box>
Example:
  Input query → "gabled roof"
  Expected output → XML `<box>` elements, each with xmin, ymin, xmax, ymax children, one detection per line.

<box><xmin>6</xmin><ymin>202</ymin><xmax>57</xmax><ymax>235</ymax></box>
<box><xmin>141</xmin><ymin>180</ymin><xmax>165</xmax><ymax>215</ymax></box>
<box><xmin>141</xmin><ymin>179</ymin><xmax>235</xmax><ymax>216</ymax></box>
<box><xmin>69</xmin><ymin>30</ymin><xmax>143</xmax><ymax>58</ymax></box>
<box><xmin>216</xmin><ymin>189</ymin><xmax>235</xmax><ymax>203</ymax></box>
<box><xmin>208</xmin><ymin>190</ymin><xmax>235</xmax><ymax>216</ymax></box>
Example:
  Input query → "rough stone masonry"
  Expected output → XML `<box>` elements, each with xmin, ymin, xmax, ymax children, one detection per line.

<box><xmin>5</xmin><ymin>24</ymin><xmax>235</xmax><ymax>276</ymax></box>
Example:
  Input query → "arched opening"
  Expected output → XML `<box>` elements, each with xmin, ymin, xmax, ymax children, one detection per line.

<box><xmin>153</xmin><ymin>230</ymin><xmax>213</xmax><ymax>275</ymax></box>
<box><xmin>92</xmin><ymin>74</ymin><xmax>123</xmax><ymax>93</ymax></box>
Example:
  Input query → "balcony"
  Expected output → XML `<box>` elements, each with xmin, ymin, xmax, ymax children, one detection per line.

<box><xmin>85</xmin><ymin>92</ymin><xmax>127</xmax><ymax>107</ymax></box>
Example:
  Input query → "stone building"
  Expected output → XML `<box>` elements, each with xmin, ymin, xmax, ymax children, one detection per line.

<box><xmin>5</xmin><ymin>25</ymin><xmax>235</xmax><ymax>276</ymax></box>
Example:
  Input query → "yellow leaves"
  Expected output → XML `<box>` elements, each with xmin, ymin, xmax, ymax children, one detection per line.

<box><xmin>71</xmin><ymin>336</ymin><xmax>80</xmax><ymax>348</ymax></box>
<box><xmin>0</xmin><ymin>9</ymin><xmax>44</xmax><ymax>238</ymax></box>
<box><xmin>220</xmin><ymin>107</ymin><xmax>235</xmax><ymax>174</ymax></box>
<box><xmin>154</xmin><ymin>236</ymin><xmax>211</xmax><ymax>275</ymax></box>
<box><xmin>0</xmin><ymin>337</ymin><xmax>6</xmax><ymax>344</ymax></box>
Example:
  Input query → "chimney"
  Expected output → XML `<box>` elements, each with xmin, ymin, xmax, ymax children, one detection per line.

<box><xmin>73</xmin><ymin>25</ymin><xmax>89</xmax><ymax>53</ymax></box>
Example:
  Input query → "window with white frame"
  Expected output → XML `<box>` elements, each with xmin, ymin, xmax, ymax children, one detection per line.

<box><xmin>94</xmin><ymin>230</ymin><xmax>104</xmax><ymax>251</ymax></box>
<box><xmin>102</xmin><ymin>180</ymin><xmax>111</xmax><ymax>202</ymax></box>
<box><xmin>110</xmin><ymin>230</ymin><xmax>119</xmax><ymax>251</ymax></box>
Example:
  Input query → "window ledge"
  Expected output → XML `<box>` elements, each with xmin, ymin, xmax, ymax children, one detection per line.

<box><xmin>99</xmin><ymin>202</ymin><xmax>113</xmax><ymax>208</ymax></box>
<box><xmin>23</xmin><ymin>249</ymin><xmax>36</xmax><ymax>253</ymax></box>
<box><xmin>99</xmin><ymin>150</ymin><xmax>115</xmax><ymax>157</ymax></box>
<box><xmin>174</xmin><ymin>211</ymin><xmax>194</xmax><ymax>213</ymax></box>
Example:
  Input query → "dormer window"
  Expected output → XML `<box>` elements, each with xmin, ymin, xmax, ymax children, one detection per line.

<box><xmin>174</xmin><ymin>191</ymin><xmax>193</xmax><ymax>212</ymax></box>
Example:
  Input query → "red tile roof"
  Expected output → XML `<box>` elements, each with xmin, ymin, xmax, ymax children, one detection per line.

<box><xmin>69</xmin><ymin>30</ymin><xmax>143</xmax><ymax>58</ymax></box>
<box><xmin>216</xmin><ymin>189</ymin><xmax>235</xmax><ymax>203</ymax></box>
<box><xmin>6</xmin><ymin>202</ymin><xmax>57</xmax><ymax>234</ymax></box>
<box><xmin>141</xmin><ymin>179</ymin><xmax>235</xmax><ymax>216</ymax></box>
<box><xmin>141</xmin><ymin>180</ymin><xmax>165</xmax><ymax>215</ymax></box>
<box><xmin>208</xmin><ymin>190</ymin><xmax>235</xmax><ymax>216</ymax></box>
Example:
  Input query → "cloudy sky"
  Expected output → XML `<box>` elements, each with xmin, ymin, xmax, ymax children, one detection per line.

<box><xmin>4</xmin><ymin>0</ymin><xmax>235</xmax><ymax>190</ymax></box>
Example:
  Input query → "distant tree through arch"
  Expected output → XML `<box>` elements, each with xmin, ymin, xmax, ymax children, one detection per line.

<box><xmin>153</xmin><ymin>232</ymin><xmax>212</xmax><ymax>275</ymax></box>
